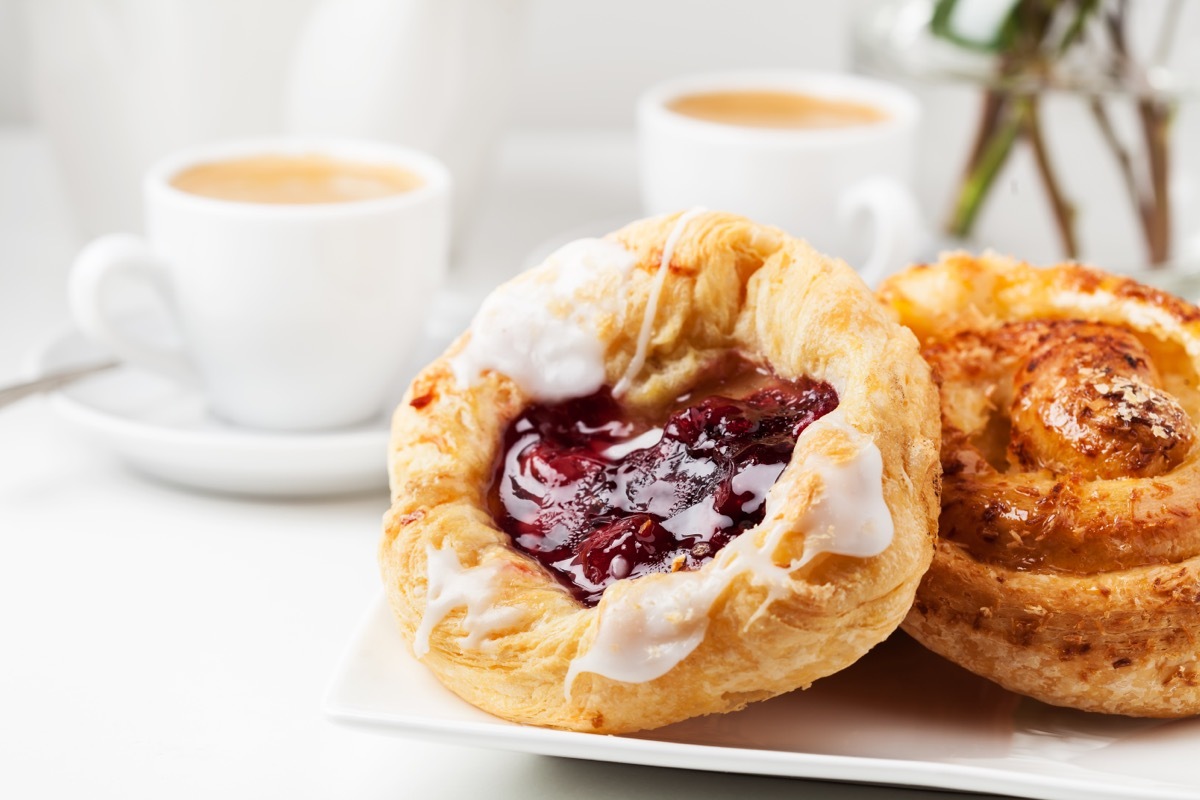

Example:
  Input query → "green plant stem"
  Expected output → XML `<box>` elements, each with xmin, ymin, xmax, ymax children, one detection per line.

<box><xmin>1022</xmin><ymin>97</ymin><xmax>1079</xmax><ymax>258</ymax></box>
<box><xmin>943</xmin><ymin>0</ymin><xmax>1173</xmax><ymax>264</ymax></box>
<box><xmin>946</xmin><ymin>97</ymin><xmax>1023</xmax><ymax>239</ymax></box>
<box><xmin>1102</xmin><ymin>0</ymin><xmax>1174</xmax><ymax>266</ymax></box>
<box><xmin>1137</xmin><ymin>98</ymin><xmax>1172</xmax><ymax>265</ymax></box>
<box><xmin>1058</xmin><ymin>0</ymin><xmax>1101</xmax><ymax>53</ymax></box>
<box><xmin>1089</xmin><ymin>97</ymin><xmax>1145</xmax><ymax>226</ymax></box>
<box><xmin>1146</xmin><ymin>1</ymin><xmax>1181</xmax><ymax>266</ymax></box>
<box><xmin>961</xmin><ymin>89</ymin><xmax>1006</xmax><ymax>180</ymax></box>
<box><xmin>1090</xmin><ymin>96</ymin><xmax>1173</xmax><ymax>266</ymax></box>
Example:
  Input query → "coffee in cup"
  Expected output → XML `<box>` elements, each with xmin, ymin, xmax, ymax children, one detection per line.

<box><xmin>169</xmin><ymin>154</ymin><xmax>425</xmax><ymax>205</ymax></box>
<box><xmin>665</xmin><ymin>89</ymin><xmax>889</xmax><ymax>130</ymax></box>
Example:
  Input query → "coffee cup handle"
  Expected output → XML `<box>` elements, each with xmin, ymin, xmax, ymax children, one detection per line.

<box><xmin>837</xmin><ymin>176</ymin><xmax>924</xmax><ymax>287</ymax></box>
<box><xmin>68</xmin><ymin>234</ymin><xmax>197</xmax><ymax>384</ymax></box>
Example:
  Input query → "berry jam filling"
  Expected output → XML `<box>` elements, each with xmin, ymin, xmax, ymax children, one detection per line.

<box><xmin>489</xmin><ymin>370</ymin><xmax>839</xmax><ymax>606</ymax></box>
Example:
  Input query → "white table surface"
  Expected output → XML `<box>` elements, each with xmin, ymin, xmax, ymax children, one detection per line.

<box><xmin>0</xmin><ymin>127</ymin><xmax>1011</xmax><ymax>800</ymax></box>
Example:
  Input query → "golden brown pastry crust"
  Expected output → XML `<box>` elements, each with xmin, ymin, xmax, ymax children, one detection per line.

<box><xmin>880</xmin><ymin>252</ymin><xmax>1200</xmax><ymax>717</ymax></box>
<box><xmin>381</xmin><ymin>212</ymin><xmax>940</xmax><ymax>733</ymax></box>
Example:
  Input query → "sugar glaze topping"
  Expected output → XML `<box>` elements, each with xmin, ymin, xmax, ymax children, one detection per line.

<box><xmin>449</xmin><ymin>238</ymin><xmax>637</xmax><ymax>402</ymax></box>
<box><xmin>413</xmin><ymin>545</ymin><xmax>523</xmax><ymax>657</ymax></box>
<box><xmin>794</xmin><ymin>411</ymin><xmax>894</xmax><ymax>566</ymax></box>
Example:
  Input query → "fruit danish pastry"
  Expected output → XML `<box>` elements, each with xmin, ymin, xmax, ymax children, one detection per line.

<box><xmin>381</xmin><ymin>211</ymin><xmax>940</xmax><ymax>733</ymax></box>
<box><xmin>881</xmin><ymin>252</ymin><xmax>1200</xmax><ymax>717</ymax></box>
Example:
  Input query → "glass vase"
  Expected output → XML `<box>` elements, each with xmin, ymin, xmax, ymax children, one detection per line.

<box><xmin>853</xmin><ymin>0</ymin><xmax>1200</xmax><ymax>297</ymax></box>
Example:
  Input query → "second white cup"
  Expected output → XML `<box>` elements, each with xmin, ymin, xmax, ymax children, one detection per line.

<box><xmin>69</xmin><ymin>138</ymin><xmax>452</xmax><ymax>432</ymax></box>
<box><xmin>639</xmin><ymin>71</ymin><xmax>923</xmax><ymax>283</ymax></box>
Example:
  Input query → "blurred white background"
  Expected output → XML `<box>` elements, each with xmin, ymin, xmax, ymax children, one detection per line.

<box><xmin>0</xmin><ymin>0</ymin><xmax>861</xmax><ymax>385</ymax></box>
<box><xmin>0</xmin><ymin>0</ymin><xmax>29</xmax><ymax>122</ymax></box>
<box><xmin>5</xmin><ymin>0</ymin><xmax>1198</xmax><ymax>275</ymax></box>
<box><xmin>0</xmin><ymin>0</ymin><xmax>857</xmax><ymax>244</ymax></box>
<box><xmin>0</xmin><ymin>0</ymin><xmax>850</xmax><ymax>129</ymax></box>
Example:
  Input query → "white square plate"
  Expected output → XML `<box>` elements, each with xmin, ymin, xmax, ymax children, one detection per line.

<box><xmin>326</xmin><ymin>598</ymin><xmax>1200</xmax><ymax>800</ymax></box>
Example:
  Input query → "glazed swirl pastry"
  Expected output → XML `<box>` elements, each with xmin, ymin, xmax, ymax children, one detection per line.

<box><xmin>380</xmin><ymin>211</ymin><xmax>940</xmax><ymax>733</ymax></box>
<box><xmin>880</xmin><ymin>252</ymin><xmax>1200</xmax><ymax>717</ymax></box>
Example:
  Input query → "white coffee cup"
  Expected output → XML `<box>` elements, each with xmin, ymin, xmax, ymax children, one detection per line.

<box><xmin>68</xmin><ymin>138</ymin><xmax>452</xmax><ymax>431</ymax></box>
<box><xmin>639</xmin><ymin>71</ymin><xmax>923</xmax><ymax>284</ymax></box>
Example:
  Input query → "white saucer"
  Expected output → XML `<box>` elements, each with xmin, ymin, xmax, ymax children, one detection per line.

<box><xmin>28</xmin><ymin>292</ymin><xmax>478</xmax><ymax>497</ymax></box>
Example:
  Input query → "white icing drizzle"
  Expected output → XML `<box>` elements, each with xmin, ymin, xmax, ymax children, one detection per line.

<box><xmin>730</xmin><ymin>462</ymin><xmax>787</xmax><ymax>514</ymax></box>
<box><xmin>564</xmin><ymin>573</ymin><xmax>717</xmax><ymax>697</ymax></box>
<box><xmin>599</xmin><ymin>427</ymin><xmax>662</xmax><ymax>460</ymax></box>
<box><xmin>413</xmin><ymin>545</ymin><xmax>522</xmax><ymax>657</ymax></box>
<box><xmin>564</xmin><ymin>517</ymin><xmax>796</xmax><ymax>698</ymax></box>
<box><xmin>661</xmin><ymin>497</ymin><xmax>731</xmax><ymax>537</ymax></box>
<box><xmin>563</xmin><ymin>408</ymin><xmax>895</xmax><ymax>697</ymax></box>
<box><xmin>794</xmin><ymin>414</ymin><xmax>894</xmax><ymax>567</ymax></box>
<box><xmin>613</xmin><ymin>207</ymin><xmax>707</xmax><ymax>396</ymax></box>
<box><xmin>450</xmin><ymin>238</ymin><xmax>637</xmax><ymax>402</ymax></box>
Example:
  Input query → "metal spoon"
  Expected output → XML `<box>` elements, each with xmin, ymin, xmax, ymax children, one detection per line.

<box><xmin>0</xmin><ymin>360</ymin><xmax>120</xmax><ymax>410</ymax></box>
